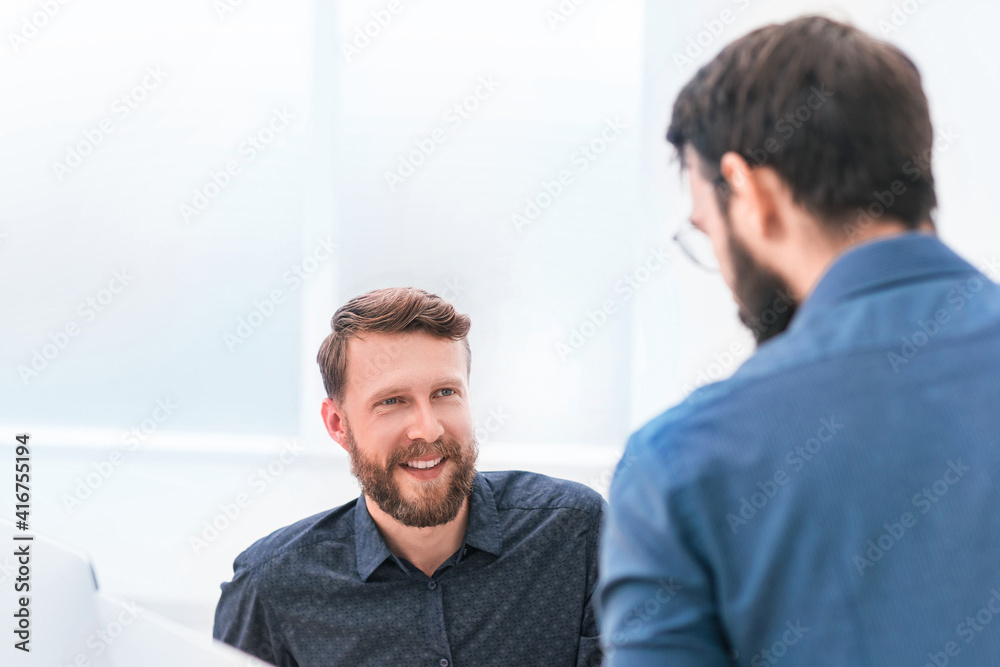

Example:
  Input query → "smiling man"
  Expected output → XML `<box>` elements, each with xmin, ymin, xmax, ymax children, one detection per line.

<box><xmin>598</xmin><ymin>15</ymin><xmax>1000</xmax><ymax>667</ymax></box>
<box><xmin>214</xmin><ymin>287</ymin><xmax>604</xmax><ymax>666</ymax></box>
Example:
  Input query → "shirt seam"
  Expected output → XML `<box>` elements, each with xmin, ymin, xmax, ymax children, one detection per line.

<box><xmin>801</xmin><ymin>265</ymin><xmax>980</xmax><ymax>317</ymax></box>
<box><xmin>237</xmin><ymin>533</ymin><xmax>357</xmax><ymax>580</ymax></box>
<box><xmin>257</xmin><ymin>571</ymin><xmax>289</xmax><ymax>661</ymax></box>
<box><xmin>712</xmin><ymin>306</ymin><xmax>1000</xmax><ymax>409</ymax></box>
<box><xmin>494</xmin><ymin>503</ymin><xmax>601</xmax><ymax>517</ymax></box>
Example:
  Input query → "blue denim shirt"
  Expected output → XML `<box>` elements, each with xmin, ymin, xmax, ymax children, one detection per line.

<box><xmin>598</xmin><ymin>233</ymin><xmax>1000</xmax><ymax>665</ymax></box>
<box><xmin>215</xmin><ymin>470</ymin><xmax>604</xmax><ymax>666</ymax></box>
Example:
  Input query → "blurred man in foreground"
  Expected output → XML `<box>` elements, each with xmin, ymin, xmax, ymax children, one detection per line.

<box><xmin>598</xmin><ymin>15</ymin><xmax>1000</xmax><ymax>666</ymax></box>
<box><xmin>215</xmin><ymin>287</ymin><xmax>604</xmax><ymax>666</ymax></box>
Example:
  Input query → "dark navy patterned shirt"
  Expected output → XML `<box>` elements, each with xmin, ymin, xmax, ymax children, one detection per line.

<box><xmin>214</xmin><ymin>470</ymin><xmax>605</xmax><ymax>666</ymax></box>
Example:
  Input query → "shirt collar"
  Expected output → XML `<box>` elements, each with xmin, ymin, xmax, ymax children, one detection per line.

<box><xmin>789</xmin><ymin>231</ymin><xmax>978</xmax><ymax>334</ymax></box>
<box><xmin>354</xmin><ymin>493</ymin><xmax>395</xmax><ymax>582</ymax></box>
<box><xmin>354</xmin><ymin>472</ymin><xmax>503</xmax><ymax>582</ymax></box>
<box><xmin>462</xmin><ymin>472</ymin><xmax>503</xmax><ymax>557</ymax></box>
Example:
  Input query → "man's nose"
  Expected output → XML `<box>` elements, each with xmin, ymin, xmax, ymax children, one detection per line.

<box><xmin>406</xmin><ymin>399</ymin><xmax>444</xmax><ymax>444</ymax></box>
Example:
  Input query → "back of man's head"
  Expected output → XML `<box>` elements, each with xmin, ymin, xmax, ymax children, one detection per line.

<box><xmin>667</xmin><ymin>15</ymin><xmax>937</xmax><ymax>232</ymax></box>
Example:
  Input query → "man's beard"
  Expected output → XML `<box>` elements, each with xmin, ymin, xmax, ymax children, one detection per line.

<box><xmin>727</xmin><ymin>226</ymin><xmax>799</xmax><ymax>345</ymax></box>
<box><xmin>345</xmin><ymin>425</ymin><xmax>478</xmax><ymax>528</ymax></box>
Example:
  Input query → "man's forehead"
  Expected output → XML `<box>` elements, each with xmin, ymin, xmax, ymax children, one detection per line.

<box><xmin>344</xmin><ymin>331</ymin><xmax>467</xmax><ymax>391</ymax></box>
<box><xmin>346</xmin><ymin>330</ymin><xmax>463</xmax><ymax>355</ymax></box>
<box><xmin>347</xmin><ymin>330</ymin><xmax>405</xmax><ymax>352</ymax></box>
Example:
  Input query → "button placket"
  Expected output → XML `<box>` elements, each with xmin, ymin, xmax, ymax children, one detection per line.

<box><xmin>422</xmin><ymin>576</ymin><xmax>451</xmax><ymax>666</ymax></box>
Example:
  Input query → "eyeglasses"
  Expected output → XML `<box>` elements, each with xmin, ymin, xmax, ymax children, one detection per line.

<box><xmin>671</xmin><ymin>172</ymin><xmax>728</xmax><ymax>273</ymax></box>
<box><xmin>672</xmin><ymin>220</ymin><xmax>720</xmax><ymax>272</ymax></box>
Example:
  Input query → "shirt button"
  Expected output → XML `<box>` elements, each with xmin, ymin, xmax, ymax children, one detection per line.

<box><xmin>439</xmin><ymin>660</ymin><xmax>449</xmax><ymax>667</ymax></box>
<box><xmin>428</xmin><ymin>581</ymin><xmax>437</xmax><ymax>590</ymax></box>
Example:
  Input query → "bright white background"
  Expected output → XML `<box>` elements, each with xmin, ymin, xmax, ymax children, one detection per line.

<box><xmin>0</xmin><ymin>0</ymin><xmax>997</xmax><ymax>641</ymax></box>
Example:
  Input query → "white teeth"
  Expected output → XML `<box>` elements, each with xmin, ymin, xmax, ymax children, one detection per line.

<box><xmin>405</xmin><ymin>457</ymin><xmax>443</xmax><ymax>469</ymax></box>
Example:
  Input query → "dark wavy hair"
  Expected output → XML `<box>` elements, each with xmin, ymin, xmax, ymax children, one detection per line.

<box><xmin>667</xmin><ymin>15</ymin><xmax>937</xmax><ymax>231</ymax></box>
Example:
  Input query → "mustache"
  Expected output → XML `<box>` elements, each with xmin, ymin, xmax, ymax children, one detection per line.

<box><xmin>385</xmin><ymin>437</ymin><xmax>465</xmax><ymax>468</ymax></box>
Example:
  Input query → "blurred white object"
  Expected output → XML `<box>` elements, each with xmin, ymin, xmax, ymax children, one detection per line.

<box><xmin>0</xmin><ymin>517</ymin><xmax>268</xmax><ymax>666</ymax></box>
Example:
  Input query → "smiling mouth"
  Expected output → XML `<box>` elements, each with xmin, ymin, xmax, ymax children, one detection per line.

<box><xmin>401</xmin><ymin>456</ymin><xmax>444</xmax><ymax>470</ymax></box>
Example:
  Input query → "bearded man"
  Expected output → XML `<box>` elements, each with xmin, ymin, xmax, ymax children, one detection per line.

<box><xmin>598</xmin><ymin>15</ymin><xmax>1000</xmax><ymax>667</ymax></box>
<box><xmin>214</xmin><ymin>287</ymin><xmax>604</xmax><ymax>666</ymax></box>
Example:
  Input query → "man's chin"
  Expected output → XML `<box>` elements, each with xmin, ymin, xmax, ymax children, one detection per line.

<box><xmin>738</xmin><ymin>301</ymin><xmax>796</xmax><ymax>345</ymax></box>
<box><xmin>393</xmin><ymin>493</ymin><xmax>465</xmax><ymax>529</ymax></box>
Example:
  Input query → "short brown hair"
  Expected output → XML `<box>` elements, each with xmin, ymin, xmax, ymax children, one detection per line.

<box><xmin>667</xmin><ymin>15</ymin><xmax>937</xmax><ymax>230</ymax></box>
<box><xmin>316</xmin><ymin>287</ymin><xmax>472</xmax><ymax>402</ymax></box>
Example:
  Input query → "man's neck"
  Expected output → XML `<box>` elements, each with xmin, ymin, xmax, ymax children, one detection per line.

<box><xmin>790</xmin><ymin>222</ymin><xmax>925</xmax><ymax>303</ymax></box>
<box><xmin>365</xmin><ymin>496</ymin><xmax>470</xmax><ymax>578</ymax></box>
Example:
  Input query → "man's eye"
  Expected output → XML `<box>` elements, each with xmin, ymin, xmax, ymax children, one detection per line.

<box><xmin>381</xmin><ymin>397</ymin><xmax>398</xmax><ymax>405</ymax></box>
<box><xmin>439</xmin><ymin>388</ymin><xmax>455</xmax><ymax>397</ymax></box>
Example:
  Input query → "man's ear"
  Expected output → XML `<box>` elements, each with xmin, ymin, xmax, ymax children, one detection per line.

<box><xmin>719</xmin><ymin>151</ymin><xmax>780</xmax><ymax>242</ymax></box>
<box><xmin>321</xmin><ymin>398</ymin><xmax>350</xmax><ymax>453</ymax></box>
